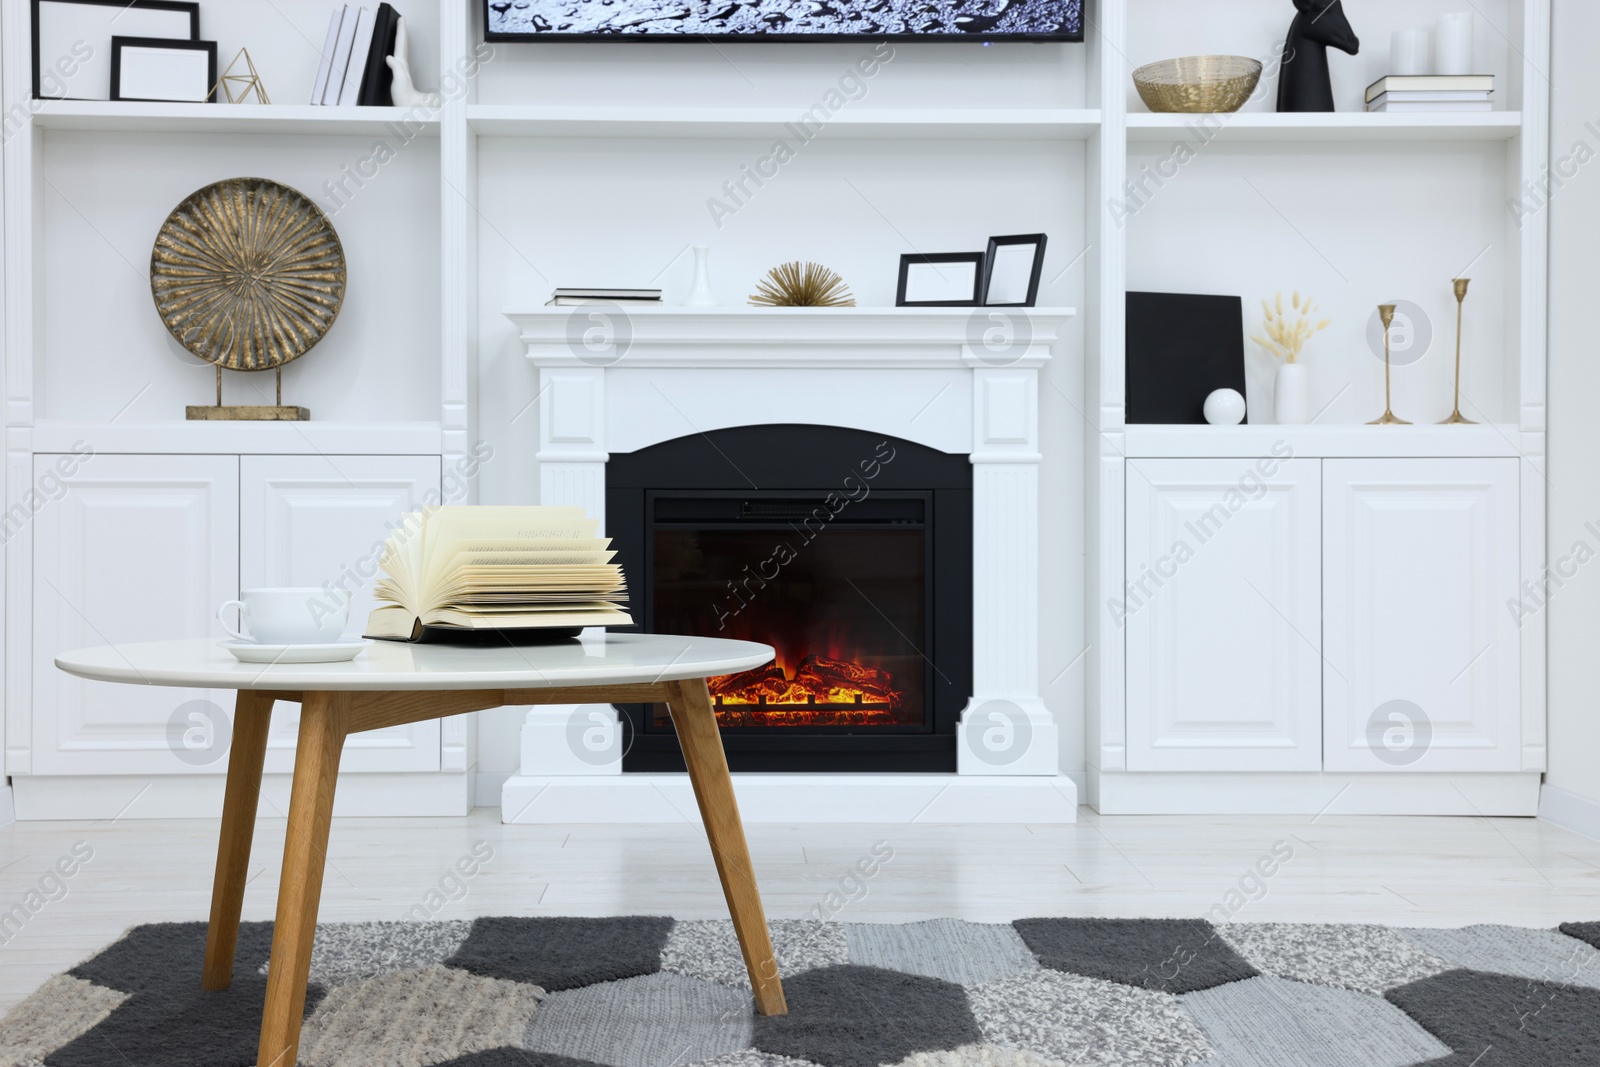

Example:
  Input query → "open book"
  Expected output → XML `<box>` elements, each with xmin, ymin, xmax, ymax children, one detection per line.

<box><xmin>365</xmin><ymin>506</ymin><xmax>633</xmax><ymax>641</ymax></box>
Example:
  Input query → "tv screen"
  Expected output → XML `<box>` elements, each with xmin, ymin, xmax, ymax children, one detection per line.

<box><xmin>484</xmin><ymin>0</ymin><xmax>1083</xmax><ymax>41</ymax></box>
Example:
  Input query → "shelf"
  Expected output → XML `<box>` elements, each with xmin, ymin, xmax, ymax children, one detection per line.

<box><xmin>509</xmin><ymin>306</ymin><xmax>1076</xmax><ymax>369</ymax></box>
<box><xmin>468</xmin><ymin>106</ymin><xmax>1101</xmax><ymax>140</ymax></box>
<box><xmin>31</xmin><ymin>421</ymin><xmax>444</xmax><ymax>456</ymax></box>
<box><xmin>1126</xmin><ymin>111</ymin><xmax>1523</xmax><ymax>143</ymax></box>
<box><xmin>30</xmin><ymin>101</ymin><xmax>440</xmax><ymax>136</ymax></box>
<box><xmin>1121</xmin><ymin>423</ymin><xmax>1526</xmax><ymax>459</ymax></box>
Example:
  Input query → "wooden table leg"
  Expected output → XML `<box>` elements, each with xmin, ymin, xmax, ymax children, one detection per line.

<box><xmin>202</xmin><ymin>690</ymin><xmax>275</xmax><ymax>991</ymax></box>
<box><xmin>666</xmin><ymin>677</ymin><xmax>787</xmax><ymax>1015</ymax></box>
<box><xmin>258</xmin><ymin>691</ymin><xmax>349</xmax><ymax>1067</ymax></box>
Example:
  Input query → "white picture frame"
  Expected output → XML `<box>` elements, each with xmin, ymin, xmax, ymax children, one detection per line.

<box><xmin>111</xmin><ymin>37</ymin><xmax>216</xmax><ymax>103</ymax></box>
<box><xmin>981</xmin><ymin>233</ymin><xmax>1048</xmax><ymax>307</ymax></box>
<box><xmin>896</xmin><ymin>252</ymin><xmax>985</xmax><ymax>307</ymax></box>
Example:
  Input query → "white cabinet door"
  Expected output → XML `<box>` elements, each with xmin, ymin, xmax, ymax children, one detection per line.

<box><xmin>1126</xmin><ymin>457</ymin><xmax>1322</xmax><ymax>771</ymax></box>
<box><xmin>33</xmin><ymin>454</ymin><xmax>239</xmax><ymax>775</ymax></box>
<box><xmin>1323</xmin><ymin>459</ymin><xmax>1520</xmax><ymax>772</ymax></box>
<box><xmin>241</xmin><ymin>455</ymin><xmax>441</xmax><ymax>773</ymax></box>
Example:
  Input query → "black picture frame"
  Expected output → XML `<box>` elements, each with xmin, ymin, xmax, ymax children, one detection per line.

<box><xmin>896</xmin><ymin>252</ymin><xmax>986</xmax><ymax>308</ymax></box>
<box><xmin>482</xmin><ymin>0</ymin><xmax>1085</xmax><ymax>43</ymax></box>
<box><xmin>33</xmin><ymin>0</ymin><xmax>199</xmax><ymax>100</ymax></box>
<box><xmin>981</xmin><ymin>233</ymin><xmax>1048</xmax><ymax>307</ymax></box>
<box><xmin>109</xmin><ymin>36</ymin><xmax>216</xmax><ymax>103</ymax></box>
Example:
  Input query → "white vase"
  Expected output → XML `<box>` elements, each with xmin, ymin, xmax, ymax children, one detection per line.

<box><xmin>684</xmin><ymin>245</ymin><xmax>718</xmax><ymax>306</ymax></box>
<box><xmin>1274</xmin><ymin>362</ymin><xmax>1309</xmax><ymax>425</ymax></box>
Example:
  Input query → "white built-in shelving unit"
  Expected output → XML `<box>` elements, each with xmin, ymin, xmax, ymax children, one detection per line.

<box><xmin>0</xmin><ymin>0</ymin><xmax>1551</xmax><ymax>817</ymax></box>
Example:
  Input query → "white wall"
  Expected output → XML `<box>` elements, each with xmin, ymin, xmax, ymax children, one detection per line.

<box><xmin>1541</xmin><ymin>0</ymin><xmax>1600</xmax><ymax>829</ymax></box>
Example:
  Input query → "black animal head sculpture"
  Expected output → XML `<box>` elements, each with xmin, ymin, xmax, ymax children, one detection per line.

<box><xmin>1277</xmin><ymin>0</ymin><xmax>1361</xmax><ymax>113</ymax></box>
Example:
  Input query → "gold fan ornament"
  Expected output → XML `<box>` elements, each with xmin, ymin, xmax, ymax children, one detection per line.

<box><xmin>748</xmin><ymin>261</ymin><xmax>856</xmax><ymax>307</ymax></box>
<box><xmin>151</xmin><ymin>177</ymin><xmax>346</xmax><ymax>420</ymax></box>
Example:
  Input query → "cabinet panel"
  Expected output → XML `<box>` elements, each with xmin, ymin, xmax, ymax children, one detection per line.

<box><xmin>1126</xmin><ymin>457</ymin><xmax>1322</xmax><ymax>771</ymax></box>
<box><xmin>1323</xmin><ymin>459</ymin><xmax>1520</xmax><ymax>772</ymax></box>
<box><xmin>241</xmin><ymin>455</ymin><xmax>442</xmax><ymax>773</ymax></box>
<box><xmin>32</xmin><ymin>454</ymin><xmax>239</xmax><ymax>775</ymax></box>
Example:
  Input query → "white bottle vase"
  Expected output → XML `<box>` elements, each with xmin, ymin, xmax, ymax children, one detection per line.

<box><xmin>1274</xmin><ymin>362</ymin><xmax>1310</xmax><ymax>425</ymax></box>
<box><xmin>684</xmin><ymin>245</ymin><xmax>718</xmax><ymax>306</ymax></box>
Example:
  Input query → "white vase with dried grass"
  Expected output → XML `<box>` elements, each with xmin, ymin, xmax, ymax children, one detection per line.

<box><xmin>1253</xmin><ymin>292</ymin><xmax>1329</xmax><ymax>426</ymax></box>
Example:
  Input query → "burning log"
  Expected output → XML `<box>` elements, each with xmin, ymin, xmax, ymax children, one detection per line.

<box><xmin>709</xmin><ymin>665</ymin><xmax>791</xmax><ymax>702</ymax></box>
<box><xmin>793</xmin><ymin>655</ymin><xmax>901</xmax><ymax>706</ymax></box>
<box><xmin>709</xmin><ymin>655</ymin><xmax>902</xmax><ymax>708</ymax></box>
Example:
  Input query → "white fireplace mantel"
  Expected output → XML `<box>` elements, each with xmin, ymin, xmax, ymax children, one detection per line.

<box><xmin>498</xmin><ymin>306</ymin><xmax>1079</xmax><ymax>824</ymax></box>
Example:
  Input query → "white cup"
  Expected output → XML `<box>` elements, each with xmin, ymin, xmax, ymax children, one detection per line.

<box><xmin>218</xmin><ymin>588</ymin><xmax>349</xmax><ymax>645</ymax></box>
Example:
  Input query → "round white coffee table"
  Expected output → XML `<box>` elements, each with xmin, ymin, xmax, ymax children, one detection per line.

<box><xmin>56</xmin><ymin>633</ymin><xmax>784</xmax><ymax>1067</ymax></box>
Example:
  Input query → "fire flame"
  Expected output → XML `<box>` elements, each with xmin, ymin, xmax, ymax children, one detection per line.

<box><xmin>708</xmin><ymin>654</ymin><xmax>907</xmax><ymax>728</ymax></box>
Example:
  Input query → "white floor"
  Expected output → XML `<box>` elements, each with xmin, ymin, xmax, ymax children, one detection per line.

<box><xmin>3</xmin><ymin>807</ymin><xmax>1600</xmax><ymax>1012</ymax></box>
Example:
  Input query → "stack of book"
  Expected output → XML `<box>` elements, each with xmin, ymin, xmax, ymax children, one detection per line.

<box><xmin>365</xmin><ymin>506</ymin><xmax>633</xmax><ymax>642</ymax></box>
<box><xmin>312</xmin><ymin>4</ymin><xmax>405</xmax><ymax>107</ymax></box>
<box><xmin>1365</xmin><ymin>75</ymin><xmax>1494</xmax><ymax>113</ymax></box>
<box><xmin>545</xmin><ymin>288</ymin><xmax>663</xmax><ymax>307</ymax></box>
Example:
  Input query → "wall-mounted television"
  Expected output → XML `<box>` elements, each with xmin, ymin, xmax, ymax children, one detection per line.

<box><xmin>484</xmin><ymin>0</ymin><xmax>1084</xmax><ymax>42</ymax></box>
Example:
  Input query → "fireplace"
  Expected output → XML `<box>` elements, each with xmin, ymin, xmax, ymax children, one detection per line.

<box><xmin>607</xmin><ymin>424</ymin><xmax>972</xmax><ymax>772</ymax></box>
<box><xmin>502</xmin><ymin>306</ymin><xmax>1074</xmax><ymax>824</ymax></box>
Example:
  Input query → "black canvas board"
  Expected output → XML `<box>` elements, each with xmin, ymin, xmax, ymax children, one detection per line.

<box><xmin>1125</xmin><ymin>292</ymin><xmax>1247</xmax><ymax>425</ymax></box>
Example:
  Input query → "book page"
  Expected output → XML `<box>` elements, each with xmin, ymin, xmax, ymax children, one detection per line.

<box><xmin>419</xmin><ymin>507</ymin><xmax>596</xmax><ymax>607</ymax></box>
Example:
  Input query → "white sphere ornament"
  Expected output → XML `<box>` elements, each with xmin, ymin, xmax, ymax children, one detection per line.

<box><xmin>1204</xmin><ymin>388</ymin><xmax>1247</xmax><ymax>425</ymax></box>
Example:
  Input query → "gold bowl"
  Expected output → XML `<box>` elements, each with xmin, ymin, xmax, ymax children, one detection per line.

<box><xmin>1133</xmin><ymin>56</ymin><xmax>1263</xmax><ymax>114</ymax></box>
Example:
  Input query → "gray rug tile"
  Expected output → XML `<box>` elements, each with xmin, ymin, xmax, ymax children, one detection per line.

<box><xmin>889</xmin><ymin>1046</ymin><xmax>1067</xmax><ymax>1067</ymax></box>
<box><xmin>299</xmin><ymin>965</ymin><xmax>543</xmax><ymax>1067</ymax></box>
<box><xmin>1399</xmin><ymin>925</ymin><xmax>1600</xmax><ymax>990</ymax></box>
<box><xmin>449</xmin><ymin>916</ymin><xmax>674</xmax><ymax>991</ymax></box>
<box><xmin>1013</xmin><ymin>917</ymin><xmax>1257</xmax><ymax>995</ymax></box>
<box><xmin>1182</xmin><ymin>974</ymin><xmax>1451</xmax><ymax>1067</ymax></box>
<box><xmin>524</xmin><ymin>971</ymin><xmax>752</xmax><ymax>1067</ymax></box>
<box><xmin>1218</xmin><ymin>922</ymin><xmax>1450</xmax><ymax>994</ymax></box>
<box><xmin>1385</xmin><ymin>969</ymin><xmax>1600</xmax><ymax>1066</ymax></box>
<box><xmin>664</xmin><ymin>919</ymin><xmax>849</xmax><ymax>991</ymax></box>
<box><xmin>0</xmin><ymin>974</ymin><xmax>127</xmax><ymax>1067</ymax></box>
<box><xmin>845</xmin><ymin>919</ymin><xmax>1038</xmax><ymax>986</ymax></box>
<box><xmin>257</xmin><ymin>919</ymin><xmax>473</xmax><ymax>986</ymax></box>
<box><xmin>692</xmin><ymin>1051</ymin><xmax>827</xmax><ymax>1067</ymax></box>
<box><xmin>969</xmin><ymin>968</ymin><xmax>1211</xmax><ymax>1067</ymax></box>
<box><xmin>752</xmin><ymin>964</ymin><xmax>981</xmax><ymax>1067</ymax></box>
<box><xmin>432</xmin><ymin>1053</ymin><xmax>607</xmax><ymax>1067</ymax></box>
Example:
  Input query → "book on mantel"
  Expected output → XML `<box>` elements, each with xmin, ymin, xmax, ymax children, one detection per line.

<box><xmin>545</xmin><ymin>288</ymin><xmax>663</xmax><ymax>307</ymax></box>
<box><xmin>364</xmin><ymin>506</ymin><xmax>632</xmax><ymax>643</ymax></box>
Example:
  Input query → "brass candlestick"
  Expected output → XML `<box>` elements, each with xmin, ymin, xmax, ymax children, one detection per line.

<box><xmin>1368</xmin><ymin>303</ymin><xmax>1410</xmax><ymax>425</ymax></box>
<box><xmin>1440</xmin><ymin>278</ymin><xmax>1475</xmax><ymax>424</ymax></box>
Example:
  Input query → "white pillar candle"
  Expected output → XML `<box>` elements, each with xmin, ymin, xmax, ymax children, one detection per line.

<box><xmin>1391</xmin><ymin>28</ymin><xmax>1432</xmax><ymax>76</ymax></box>
<box><xmin>1435</xmin><ymin>12</ymin><xmax>1475</xmax><ymax>76</ymax></box>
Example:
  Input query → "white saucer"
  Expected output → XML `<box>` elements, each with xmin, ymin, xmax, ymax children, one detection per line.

<box><xmin>220</xmin><ymin>640</ymin><xmax>370</xmax><ymax>664</ymax></box>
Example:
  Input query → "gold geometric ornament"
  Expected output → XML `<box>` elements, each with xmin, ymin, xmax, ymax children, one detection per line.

<box><xmin>151</xmin><ymin>178</ymin><xmax>345</xmax><ymax>420</ymax></box>
<box><xmin>212</xmin><ymin>48</ymin><xmax>270</xmax><ymax>104</ymax></box>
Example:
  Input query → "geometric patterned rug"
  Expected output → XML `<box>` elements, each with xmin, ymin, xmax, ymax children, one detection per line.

<box><xmin>5</xmin><ymin>916</ymin><xmax>1600</xmax><ymax>1066</ymax></box>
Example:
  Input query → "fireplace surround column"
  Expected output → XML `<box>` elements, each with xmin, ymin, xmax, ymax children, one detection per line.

<box><xmin>958</xmin><ymin>360</ymin><xmax>1059</xmax><ymax>776</ymax></box>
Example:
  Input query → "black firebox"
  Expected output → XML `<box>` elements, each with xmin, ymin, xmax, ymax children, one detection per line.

<box><xmin>606</xmin><ymin>424</ymin><xmax>972</xmax><ymax>772</ymax></box>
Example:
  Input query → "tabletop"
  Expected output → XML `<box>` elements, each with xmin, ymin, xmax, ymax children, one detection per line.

<box><xmin>54</xmin><ymin>633</ymin><xmax>775</xmax><ymax>691</ymax></box>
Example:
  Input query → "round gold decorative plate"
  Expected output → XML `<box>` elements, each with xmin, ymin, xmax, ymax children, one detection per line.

<box><xmin>151</xmin><ymin>177</ymin><xmax>346</xmax><ymax>371</ymax></box>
